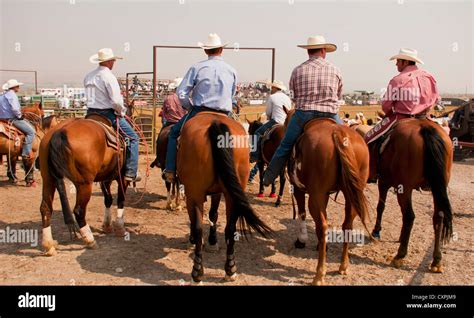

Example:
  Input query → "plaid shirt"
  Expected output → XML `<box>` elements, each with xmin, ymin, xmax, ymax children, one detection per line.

<box><xmin>289</xmin><ymin>56</ymin><xmax>343</xmax><ymax>113</ymax></box>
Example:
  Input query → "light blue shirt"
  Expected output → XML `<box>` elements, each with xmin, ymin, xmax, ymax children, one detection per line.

<box><xmin>177</xmin><ymin>56</ymin><xmax>237</xmax><ymax>112</ymax></box>
<box><xmin>0</xmin><ymin>90</ymin><xmax>22</xmax><ymax>119</ymax></box>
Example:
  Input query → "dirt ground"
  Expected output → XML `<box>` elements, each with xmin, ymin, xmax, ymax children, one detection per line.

<box><xmin>0</xmin><ymin>157</ymin><xmax>472</xmax><ymax>286</ymax></box>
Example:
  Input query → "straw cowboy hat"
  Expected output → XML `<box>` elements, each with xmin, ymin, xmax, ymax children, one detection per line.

<box><xmin>269</xmin><ymin>80</ymin><xmax>287</xmax><ymax>91</ymax></box>
<box><xmin>297</xmin><ymin>35</ymin><xmax>337</xmax><ymax>52</ymax></box>
<box><xmin>390</xmin><ymin>48</ymin><xmax>424</xmax><ymax>64</ymax></box>
<box><xmin>256</xmin><ymin>79</ymin><xmax>287</xmax><ymax>91</ymax></box>
<box><xmin>89</xmin><ymin>48</ymin><xmax>123</xmax><ymax>64</ymax></box>
<box><xmin>168</xmin><ymin>77</ymin><xmax>183</xmax><ymax>90</ymax></box>
<box><xmin>2</xmin><ymin>79</ymin><xmax>24</xmax><ymax>90</ymax></box>
<box><xmin>198</xmin><ymin>33</ymin><xmax>228</xmax><ymax>49</ymax></box>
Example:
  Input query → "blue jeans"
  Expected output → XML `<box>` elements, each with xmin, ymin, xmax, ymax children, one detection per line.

<box><xmin>11</xmin><ymin>119</ymin><xmax>35</xmax><ymax>157</ymax></box>
<box><xmin>250</xmin><ymin>119</ymin><xmax>277</xmax><ymax>160</ymax></box>
<box><xmin>87</xmin><ymin>109</ymin><xmax>139</xmax><ymax>177</ymax></box>
<box><xmin>248</xmin><ymin>163</ymin><xmax>259</xmax><ymax>181</ymax></box>
<box><xmin>165</xmin><ymin>106</ymin><xmax>229</xmax><ymax>172</ymax></box>
<box><xmin>264</xmin><ymin>109</ymin><xmax>342</xmax><ymax>183</ymax></box>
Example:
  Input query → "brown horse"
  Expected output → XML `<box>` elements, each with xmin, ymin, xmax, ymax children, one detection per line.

<box><xmin>177</xmin><ymin>112</ymin><xmax>271</xmax><ymax>283</ymax></box>
<box><xmin>39</xmin><ymin>115</ymin><xmax>131</xmax><ymax>256</ymax></box>
<box><xmin>368</xmin><ymin>119</ymin><xmax>453</xmax><ymax>272</ymax></box>
<box><xmin>285</xmin><ymin>110</ymin><xmax>371</xmax><ymax>285</ymax></box>
<box><xmin>150</xmin><ymin>124</ymin><xmax>183</xmax><ymax>211</ymax></box>
<box><xmin>247</xmin><ymin>119</ymin><xmax>286</xmax><ymax>206</ymax></box>
<box><xmin>0</xmin><ymin>102</ymin><xmax>44</xmax><ymax>186</ymax></box>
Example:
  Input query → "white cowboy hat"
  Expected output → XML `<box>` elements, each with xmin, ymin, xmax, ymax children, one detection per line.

<box><xmin>168</xmin><ymin>77</ymin><xmax>183</xmax><ymax>90</ymax></box>
<box><xmin>198</xmin><ymin>33</ymin><xmax>228</xmax><ymax>49</ymax></box>
<box><xmin>2</xmin><ymin>79</ymin><xmax>24</xmax><ymax>90</ymax></box>
<box><xmin>269</xmin><ymin>80</ymin><xmax>287</xmax><ymax>91</ymax></box>
<box><xmin>89</xmin><ymin>48</ymin><xmax>123</xmax><ymax>64</ymax></box>
<box><xmin>297</xmin><ymin>35</ymin><xmax>337</xmax><ymax>52</ymax></box>
<box><xmin>390</xmin><ymin>48</ymin><xmax>424</xmax><ymax>64</ymax></box>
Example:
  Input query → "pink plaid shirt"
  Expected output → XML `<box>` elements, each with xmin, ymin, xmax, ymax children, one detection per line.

<box><xmin>289</xmin><ymin>56</ymin><xmax>343</xmax><ymax>113</ymax></box>
<box><xmin>382</xmin><ymin>65</ymin><xmax>439</xmax><ymax>116</ymax></box>
<box><xmin>162</xmin><ymin>93</ymin><xmax>186</xmax><ymax>123</ymax></box>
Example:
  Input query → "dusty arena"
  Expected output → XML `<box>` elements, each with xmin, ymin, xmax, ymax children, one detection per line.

<box><xmin>0</xmin><ymin>157</ymin><xmax>472</xmax><ymax>286</ymax></box>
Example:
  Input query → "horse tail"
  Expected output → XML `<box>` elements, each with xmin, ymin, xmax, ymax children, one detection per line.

<box><xmin>47</xmin><ymin>129</ymin><xmax>75</xmax><ymax>225</ymax></box>
<box><xmin>208</xmin><ymin>121</ymin><xmax>272</xmax><ymax>238</ymax></box>
<box><xmin>420</xmin><ymin>125</ymin><xmax>453</xmax><ymax>243</ymax></box>
<box><xmin>333</xmin><ymin>129</ymin><xmax>370</xmax><ymax>234</ymax></box>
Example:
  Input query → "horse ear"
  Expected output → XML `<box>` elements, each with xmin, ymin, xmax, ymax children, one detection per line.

<box><xmin>257</xmin><ymin>114</ymin><xmax>262</xmax><ymax>122</ymax></box>
<box><xmin>38</xmin><ymin>101</ymin><xmax>43</xmax><ymax>110</ymax></box>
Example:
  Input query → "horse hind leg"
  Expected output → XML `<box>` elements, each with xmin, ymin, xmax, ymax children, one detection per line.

<box><xmin>187</xmin><ymin>197</ymin><xmax>205</xmax><ymax>283</ymax></box>
<box><xmin>165</xmin><ymin>180</ymin><xmax>173</xmax><ymax>210</ymax></box>
<box><xmin>100</xmin><ymin>181</ymin><xmax>114</xmax><ymax>234</ymax></box>
<box><xmin>309</xmin><ymin>194</ymin><xmax>329</xmax><ymax>286</ymax></box>
<box><xmin>339</xmin><ymin>201</ymin><xmax>357</xmax><ymax>275</ymax></box>
<box><xmin>7</xmin><ymin>154</ymin><xmax>17</xmax><ymax>183</ymax></box>
<box><xmin>293</xmin><ymin>187</ymin><xmax>308</xmax><ymax>249</ymax></box>
<box><xmin>114</xmin><ymin>179</ymin><xmax>129</xmax><ymax>237</ymax></box>
<box><xmin>73</xmin><ymin>182</ymin><xmax>98</xmax><ymax>249</ymax></box>
<box><xmin>205</xmin><ymin>193</ymin><xmax>221</xmax><ymax>253</ymax></box>
<box><xmin>40</xmin><ymin>176</ymin><xmax>58</xmax><ymax>256</ymax></box>
<box><xmin>372</xmin><ymin>182</ymin><xmax>390</xmax><ymax>239</ymax></box>
<box><xmin>275</xmin><ymin>169</ymin><xmax>286</xmax><ymax>206</ymax></box>
<box><xmin>392</xmin><ymin>189</ymin><xmax>415</xmax><ymax>269</ymax></box>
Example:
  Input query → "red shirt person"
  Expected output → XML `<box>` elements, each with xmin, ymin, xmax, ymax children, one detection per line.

<box><xmin>161</xmin><ymin>77</ymin><xmax>187</xmax><ymax>125</ymax></box>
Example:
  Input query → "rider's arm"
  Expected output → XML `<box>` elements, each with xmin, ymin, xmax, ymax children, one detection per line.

<box><xmin>105</xmin><ymin>76</ymin><xmax>127</xmax><ymax>116</ymax></box>
<box><xmin>231</xmin><ymin>72</ymin><xmax>238</xmax><ymax>107</ymax></box>
<box><xmin>7</xmin><ymin>92</ymin><xmax>22</xmax><ymax>119</ymax></box>
<box><xmin>176</xmin><ymin>67</ymin><xmax>195</xmax><ymax>110</ymax></box>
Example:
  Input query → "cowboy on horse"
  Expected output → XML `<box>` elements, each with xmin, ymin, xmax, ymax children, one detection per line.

<box><xmin>161</xmin><ymin>77</ymin><xmax>186</xmax><ymax>128</ymax></box>
<box><xmin>263</xmin><ymin>35</ymin><xmax>344</xmax><ymax>186</ymax></box>
<box><xmin>84</xmin><ymin>48</ymin><xmax>141</xmax><ymax>182</ymax></box>
<box><xmin>0</xmin><ymin>79</ymin><xmax>35</xmax><ymax>161</ymax></box>
<box><xmin>365</xmin><ymin>48</ymin><xmax>439</xmax><ymax>183</ymax></box>
<box><xmin>162</xmin><ymin>33</ymin><xmax>238</xmax><ymax>182</ymax></box>
<box><xmin>249</xmin><ymin>80</ymin><xmax>292</xmax><ymax>163</ymax></box>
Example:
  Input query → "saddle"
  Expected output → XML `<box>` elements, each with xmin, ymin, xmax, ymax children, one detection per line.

<box><xmin>261</xmin><ymin>124</ymin><xmax>283</xmax><ymax>145</ymax></box>
<box><xmin>84</xmin><ymin>113</ymin><xmax>125</xmax><ymax>151</ymax></box>
<box><xmin>377</xmin><ymin>116</ymin><xmax>428</xmax><ymax>154</ymax></box>
<box><xmin>0</xmin><ymin>119</ymin><xmax>23</xmax><ymax>141</ymax></box>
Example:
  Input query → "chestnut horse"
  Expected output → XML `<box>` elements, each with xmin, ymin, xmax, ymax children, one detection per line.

<box><xmin>286</xmin><ymin>110</ymin><xmax>371</xmax><ymax>285</ymax></box>
<box><xmin>0</xmin><ymin>102</ymin><xmax>44</xmax><ymax>186</ymax></box>
<box><xmin>150</xmin><ymin>124</ymin><xmax>183</xmax><ymax>211</ymax></box>
<box><xmin>247</xmin><ymin>119</ymin><xmax>286</xmax><ymax>206</ymax></box>
<box><xmin>178</xmin><ymin>112</ymin><xmax>271</xmax><ymax>283</ymax></box>
<box><xmin>368</xmin><ymin>119</ymin><xmax>453</xmax><ymax>272</ymax></box>
<box><xmin>39</xmin><ymin>116</ymin><xmax>131</xmax><ymax>256</ymax></box>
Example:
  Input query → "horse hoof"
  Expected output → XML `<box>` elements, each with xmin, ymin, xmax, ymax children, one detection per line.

<box><xmin>257</xmin><ymin>193</ymin><xmax>264</xmax><ymax>198</ymax></box>
<box><xmin>338</xmin><ymin>268</ymin><xmax>348</xmax><ymax>275</ymax></box>
<box><xmin>430</xmin><ymin>265</ymin><xmax>444</xmax><ymax>273</ymax></box>
<box><xmin>102</xmin><ymin>224</ymin><xmax>113</xmax><ymax>234</ymax></box>
<box><xmin>176</xmin><ymin>205</ymin><xmax>183</xmax><ymax>212</ymax></box>
<box><xmin>294</xmin><ymin>239</ymin><xmax>306</xmax><ymax>249</ymax></box>
<box><xmin>8</xmin><ymin>178</ymin><xmax>18</xmax><ymax>184</ymax></box>
<box><xmin>191</xmin><ymin>269</ymin><xmax>203</xmax><ymax>283</ymax></box>
<box><xmin>311</xmin><ymin>278</ymin><xmax>325</xmax><ymax>286</ymax></box>
<box><xmin>391</xmin><ymin>258</ymin><xmax>403</xmax><ymax>269</ymax></box>
<box><xmin>43</xmin><ymin>246</ymin><xmax>57</xmax><ymax>257</ymax></box>
<box><xmin>204</xmin><ymin>243</ymin><xmax>219</xmax><ymax>253</ymax></box>
<box><xmin>26</xmin><ymin>181</ymin><xmax>36</xmax><ymax>188</ymax></box>
<box><xmin>372</xmin><ymin>231</ymin><xmax>381</xmax><ymax>239</ymax></box>
<box><xmin>224</xmin><ymin>273</ymin><xmax>238</xmax><ymax>282</ymax></box>
<box><xmin>85</xmin><ymin>240</ymin><xmax>99</xmax><ymax>249</ymax></box>
<box><xmin>269</xmin><ymin>193</ymin><xmax>277</xmax><ymax>198</ymax></box>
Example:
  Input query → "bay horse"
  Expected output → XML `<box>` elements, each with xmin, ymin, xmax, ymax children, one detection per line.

<box><xmin>285</xmin><ymin>110</ymin><xmax>371</xmax><ymax>285</ymax></box>
<box><xmin>177</xmin><ymin>112</ymin><xmax>271</xmax><ymax>283</ymax></box>
<box><xmin>39</xmin><ymin>115</ymin><xmax>132</xmax><ymax>256</ymax></box>
<box><xmin>0</xmin><ymin>102</ymin><xmax>44</xmax><ymax>186</ymax></box>
<box><xmin>150</xmin><ymin>124</ymin><xmax>183</xmax><ymax>211</ymax></box>
<box><xmin>368</xmin><ymin>118</ymin><xmax>453</xmax><ymax>272</ymax></box>
<box><xmin>247</xmin><ymin>118</ymin><xmax>286</xmax><ymax>206</ymax></box>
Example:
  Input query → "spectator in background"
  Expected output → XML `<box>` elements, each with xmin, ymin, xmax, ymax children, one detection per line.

<box><xmin>161</xmin><ymin>77</ymin><xmax>186</xmax><ymax>127</ymax></box>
